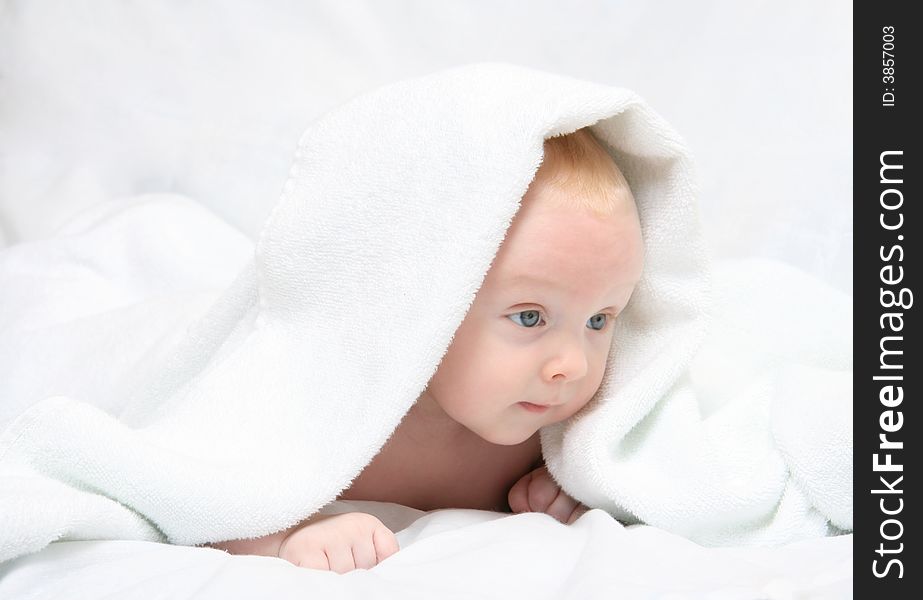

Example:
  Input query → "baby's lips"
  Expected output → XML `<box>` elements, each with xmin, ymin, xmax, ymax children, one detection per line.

<box><xmin>519</xmin><ymin>401</ymin><xmax>552</xmax><ymax>413</ymax></box>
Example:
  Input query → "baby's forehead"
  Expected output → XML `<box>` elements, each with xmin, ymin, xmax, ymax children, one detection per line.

<box><xmin>510</xmin><ymin>205</ymin><xmax>639</xmax><ymax>252</ymax></box>
<box><xmin>497</xmin><ymin>269</ymin><xmax>614</xmax><ymax>291</ymax></box>
<box><xmin>490</xmin><ymin>216</ymin><xmax>642</xmax><ymax>294</ymax></box>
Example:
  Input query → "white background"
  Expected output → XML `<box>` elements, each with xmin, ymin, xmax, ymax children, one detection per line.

<box><xmin>0</xmin><ymin>0</ymin><xmax>852</xmax><ymax>293</ymax></box>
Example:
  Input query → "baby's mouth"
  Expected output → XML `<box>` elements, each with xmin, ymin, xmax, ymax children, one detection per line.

<box><xmin>517</xmin><ymin>402</ymin><xmax>550</xmax><ymax>413</ymax></box>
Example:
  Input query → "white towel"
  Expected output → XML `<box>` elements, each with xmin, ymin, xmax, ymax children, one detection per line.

<box><xmin>0</xmin><ymin>63</ymin><xmax>851</xmax><ymax>562</ymax></box>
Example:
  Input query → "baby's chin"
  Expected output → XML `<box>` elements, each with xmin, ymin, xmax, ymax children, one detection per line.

<box><xmin>473</xmin><ymin>425</ymin><xmax>539</xmax><ymax>447</ymax></box>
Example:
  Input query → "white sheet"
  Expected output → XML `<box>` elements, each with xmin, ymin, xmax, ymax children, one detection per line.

<box><xmin>0</xmin><ymin>501</ymin><xmax>852</xmax><ymax>600</ymax></box>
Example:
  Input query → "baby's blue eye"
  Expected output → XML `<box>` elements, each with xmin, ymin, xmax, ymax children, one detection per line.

<box><xmin>509</xmin><ymin>310</ymin><xmax>542</xmax><ymax>328</ymax></box>
<box><xmin>508</xmin><ymin>311</ymin><xmax>609</xmax><ymax>331</ymax></box>
<box><xmin>587</xmin><ymin>314</ymin><xmax>608</xmax><ymax>331</ymax></box>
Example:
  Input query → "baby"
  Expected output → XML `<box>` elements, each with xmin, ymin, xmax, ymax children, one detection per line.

<box><xmin>210</xmin><ymin>128</ymin><xmax>644</xmax><ymax>572</ymax></box>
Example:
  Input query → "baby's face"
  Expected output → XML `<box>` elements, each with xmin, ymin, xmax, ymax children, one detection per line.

<box><xmin>419</xmin><ymin>181</ymin><xmax>644</xmax><ymax>445</ymax></box>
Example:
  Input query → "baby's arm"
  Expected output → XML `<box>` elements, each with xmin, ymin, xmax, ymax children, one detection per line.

<box><xmin>508</xmin><ymin>463</ymin><xmax>589</xmax><ymax>524</ymax></box>
<box><xmin>207</xmin><ymin>512</ymin><xmax>400</xmax><ymax>573</ymax></box>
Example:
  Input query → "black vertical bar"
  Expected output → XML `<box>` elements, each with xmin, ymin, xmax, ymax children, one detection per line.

<box><xmin>855</xmin><ymin>0</ymin><xmax>919</xmax><ymax>595</ymax></box>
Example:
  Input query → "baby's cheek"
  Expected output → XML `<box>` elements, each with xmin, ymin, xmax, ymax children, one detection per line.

<box><xmin>554</xmin><ymin>403</ymin><xmax>586</xmax><ymax>424</ymax></box>
<box><xmin>588</xmin><ymin>357</ymin><xmax>608</xmax><ymax>394</ymax></box>
<box><xmin>563</xmin><ymin>384</ymin><xmax>601</xmax><ymax>420</ymax></box>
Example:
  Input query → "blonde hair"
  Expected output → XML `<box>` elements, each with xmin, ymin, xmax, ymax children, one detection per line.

<box><xmin>528</xmin><ymin>128</ymin><xmax>633</xmax><ymax>218</ymax></box>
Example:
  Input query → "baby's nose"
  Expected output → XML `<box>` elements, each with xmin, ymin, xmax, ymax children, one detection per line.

<box><xmin>542</xmin><ymin>338</ymin><xmax>589</xmax><ymax>382</ymax></box>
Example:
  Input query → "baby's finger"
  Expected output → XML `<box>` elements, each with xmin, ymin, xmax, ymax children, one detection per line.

<box><xmin>545</xmin><ymin>489</ymin><xmax>580</xmax><ymax>524</ymax></box>
<box><xmin>297</xmin><ymin>548</ymin><xmax>330</xmax><ymax>571</ymax></box>
<box><xmin>507</xmin><ymin>472</ymin><xmax>533</xmax><ymax>513</ymax></box>
<box><xmin>351</xmin><ymin>539</ymin><xmax>378</xmax><ymax>570</ymax></box>
<box><xmin>526</xmin><ymin>472</ymin><xmax>560</xmax><ymax>512</ymax></box>
<box><xmin>373</xmin><ymin>526</ymin><xmax>400</xmax><ymax>563</ymax></box>
<box><xmin>325</xmin><ymin>544</ymin><xmax>356</xmax><ymax>574</ymax></box>
<box><xmin>566</xmin><ymin>503</ymin><xmax>590</xmax><ymax>525</ymax></box>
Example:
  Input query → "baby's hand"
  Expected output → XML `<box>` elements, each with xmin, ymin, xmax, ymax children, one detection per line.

<box><xmin>508</xmin><ymin>465</ymin><xmax>589</xmax><ymax>525</ymax></box>
<box><xmin>278</xmin><ymin>512</ymin><xmax>400</xmax><ymax>573</ymax></box>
